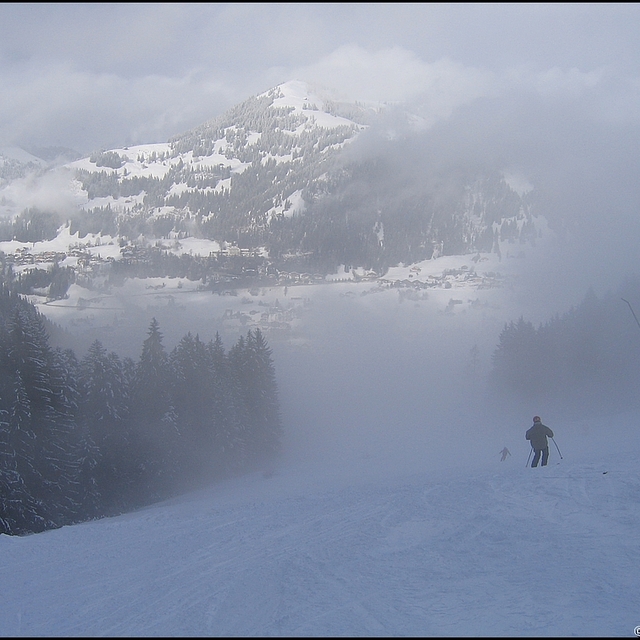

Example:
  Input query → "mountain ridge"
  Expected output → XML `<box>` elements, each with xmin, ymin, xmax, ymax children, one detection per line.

<box><xmin>0</xmin><ymin>80</ymin><xmax>543</xmax><ymax>278</ymax></box>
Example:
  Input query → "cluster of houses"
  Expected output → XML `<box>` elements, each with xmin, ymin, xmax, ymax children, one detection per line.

<box><xmin>2</xmin><ymin>237</ymin><xmax>505</xmax><ymax>343</ymax></box>
<box><xmin>220</xmin><ymin>295</ymin><xmax>311</xmax><ymax>337</ymax></box>
<box><xmin>6</xmin><ymin>245</ymin><xmax>112</xmax><ymax>278</ymax></box>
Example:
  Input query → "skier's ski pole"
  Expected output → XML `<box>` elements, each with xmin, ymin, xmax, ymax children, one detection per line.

<box><xmin>622</xmin><ymin>298</ymin><xmax>640</xmax><ymax>330</ymax></box>
<box><xmin>551</xmin><ymin>437</ymin><xmax>563</xmax><ymax>459</ymax></box>
<box><xmin>526</xmin><ymin>447</ymin><xmax>533</xmax><ymax>467</ymax></box>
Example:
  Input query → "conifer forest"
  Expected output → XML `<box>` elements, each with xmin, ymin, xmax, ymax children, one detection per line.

<box><xmin>0</xmin><ymin>283</ymin><xmax>282</xmax><ymax>535</ymax></box>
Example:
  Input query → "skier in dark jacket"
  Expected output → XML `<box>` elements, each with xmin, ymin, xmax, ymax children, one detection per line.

<box><xmin>526</xmin><ymin>416</ymin><xmax>554</xmax><ymax>467</ymax></box>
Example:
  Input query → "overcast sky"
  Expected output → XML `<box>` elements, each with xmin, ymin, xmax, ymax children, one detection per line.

<box><xmin>1</xmin><ymin>3</ymin><xmax>639</xmax><ymax>154</ymax></box>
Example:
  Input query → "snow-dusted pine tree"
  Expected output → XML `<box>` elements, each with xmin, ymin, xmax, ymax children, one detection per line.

<box><xmin>129</xmin><ymin>318</ymin><xmax>180</xmax><ymax>500</ymax></box>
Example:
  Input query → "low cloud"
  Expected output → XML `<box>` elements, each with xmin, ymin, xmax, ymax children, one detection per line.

<box><xmin>0</xmin><ymin>166</ymin><xmax>81</xmax><ymax>218</ymax></box>
<box><xmin>294</xmin><ymin>45</ymin><xmax>495</xmax><ymax>112</ymax></box>
<box><xmin>0</xmin><ymin>62</ymin><xmax>238</xmax><ymax>154</ymax></box>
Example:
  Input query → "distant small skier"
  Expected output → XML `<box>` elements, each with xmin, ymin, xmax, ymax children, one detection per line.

<box><xmin>499</xmin><ymin>447</ymin><xmax>511</xmax><ymax>462</ymax></box>
<box><xmin>526</xmin><ymin>416</ymin><xmax>554</xmax><ymax>467</ymax></box>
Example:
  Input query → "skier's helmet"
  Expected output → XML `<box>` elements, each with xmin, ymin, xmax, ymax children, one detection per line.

<box><xmin>533</xmin><ymin>416</ymin><xmax>541</xmax><ymax>423</ymax></box>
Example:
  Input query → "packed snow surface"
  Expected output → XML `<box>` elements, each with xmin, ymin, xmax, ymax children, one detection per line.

<box><xmin>0</xmin><ymin>421</ymin><xmax>638</xmax><ymax>637</ymax></box>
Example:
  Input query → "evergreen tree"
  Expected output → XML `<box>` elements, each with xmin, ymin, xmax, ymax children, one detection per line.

<box><xmin>226</xmin><ymin>335</ymin><xmax>251</xmax><ymax>467</ymax></box>
<box><xmin>8</xmin><ymin>305</ymin><xmax>54</xmax><ymax>413</ymax></box>
<box><xmin>0</xmin><ymin>408</ymin><xmax>30</xmax><ymax>534</ymax></box>
<box><xmin>207</xmin><ymin>332</ymin><xmax>237</xmax><ymax>473</ymax></box>
<box><xmin>244</xmin><ymin>329</ymin><xmax>282</xmax><ymax>459</ymax></box>
<box><xmin>130</xmin><ymin>318</ymin><xmax>179</xmax><ymax>500</ymax></box>
<box><xmin>79</xmin><ymin>340</ymin><xmax>133</xmax><ymax>514</ymax></box>
<box><xmin>6</xmin><ymin>308</ymin><xmax>61</xmax><ymax>528</ymax></box>
<box><xmin>135</xmin><ymin>319</ymin><xmax>172</xmax><ymax>423</ymax></box>
<box><xmin>46</xmin><ymin>347</ymin><xmax>91</xmax><ymax>523</ymax></box>
<box><xmin>6</xmin><ymin>306</ymin><xmax>85</xmax><ymax>528</ymax></box>
<box><xmin>0</xmin><ymin>378</ymin><xmax>50</xmax><ymax>534</ymax></box>
<box><xmin>170</xmin><ymin>332</ymin><xmax>216</xmax><ymax>480</ymax></box>
<box><xmin>491</xmin><ymin>317</ymin><xmax>541</xmax><ymax>401</ymax></box>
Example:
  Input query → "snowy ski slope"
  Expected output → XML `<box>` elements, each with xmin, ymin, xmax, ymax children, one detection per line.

<box><xmin>0</xmin><ymin>425</ymin><xmax>637</xmax><ymax>637</ymax></box>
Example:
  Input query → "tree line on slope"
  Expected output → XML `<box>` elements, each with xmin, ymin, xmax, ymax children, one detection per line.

<box><xmin>490</xmin><ymin>278</ymin><xmax>640</xmax><ymax>418</ymax></box>
<box><xmin>0</xmin><ymin>286</ymin><xmax>282</xmax><ymax>535</ymax></box>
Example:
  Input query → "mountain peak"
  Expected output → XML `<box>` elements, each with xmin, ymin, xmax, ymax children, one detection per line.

<box><xmin>258</xmin><ymin>80</ymin><xmax>379</xmax><ymax>129</ymax></box>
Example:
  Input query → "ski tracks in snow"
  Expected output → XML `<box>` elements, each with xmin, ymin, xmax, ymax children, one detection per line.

<box><xmin>0</xmin><ymin>453</ymin><xmax>638</xmax><ymax>636</ymax></box>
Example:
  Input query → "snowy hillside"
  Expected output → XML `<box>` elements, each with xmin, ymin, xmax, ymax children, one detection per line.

<box><xmin>0</xmin><ymin>420</ymin><xmax>637</xmax><ymax>637</ymax></box>
<box><xmin>62</xmin><ymin>80</ymin><xmax>372</xmax><ymax>241</ymax></box>
<box><xmin>0</xmin><ymin>80</ymin><xmax>543</xmax><ymax>276</ymax></box>
<box><xmin>0</xmin><ymin>81</ymin><xmax>371</xmax><ymax>228</ymax></box>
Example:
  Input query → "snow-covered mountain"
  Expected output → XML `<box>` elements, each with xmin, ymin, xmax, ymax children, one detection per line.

<box><xmin>0</xmin><ymin>81</ymin><xmax>543</xmax><ymax>276</ymax></box>
<box><xmin>68</xmin><ymin>81</ymin><xmax>371</xmax><ymax>234</ymax></box>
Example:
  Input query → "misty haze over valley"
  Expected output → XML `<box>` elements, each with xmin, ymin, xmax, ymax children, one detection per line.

<box><xmin>0</xmin><ymin>4</ymin><xmax>639</xmax><ymax>637</ymax></box>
